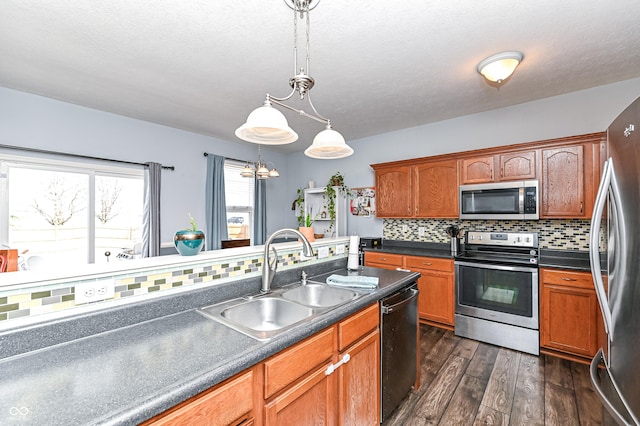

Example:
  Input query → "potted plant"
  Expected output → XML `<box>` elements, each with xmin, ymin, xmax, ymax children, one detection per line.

<box><xmin>324</xmin><ymin>172</ymin><xmax>350</xmax><ymax>234</ymax></box>
<box><xmin>298</xmin><ymin>211</ymin><xmax>316</xmax><ymax>242</ymax></box>
<box><xmin>174</xmin><ymin>213</ymin><xmax>205</xmax><ymax>256</ymax></box>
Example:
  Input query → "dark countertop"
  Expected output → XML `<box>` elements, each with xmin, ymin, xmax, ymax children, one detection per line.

<box><xmin>539</xmin><ymin>249</ymin><xmax>593</xmax><ymax>272</ymax></box>
<box><xmin>0</xmin><ymin>263</ymin><xmax>419</xmax><ymax>426</ymax></box>
<box><xmin>363</xmin><ymin>240</ymin><xmax>454</xmax><ymax>259</ymax></box>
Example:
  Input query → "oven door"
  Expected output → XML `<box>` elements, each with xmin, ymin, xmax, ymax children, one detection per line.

<box><xmin>455</xmin><ymin>261</ymin><xmax>539</xmax><ymax>329</ymax></box>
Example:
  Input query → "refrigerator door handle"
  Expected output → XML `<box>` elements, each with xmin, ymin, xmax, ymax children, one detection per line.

<box><xmin>589</xmin><ymin>158</ymin><xmax>613</xmax><ymax>336</ymax></box>
<box><xmin>590</xmin><ymin>349</ymin><xmax>633</xmax><ymax>426</ymax></box>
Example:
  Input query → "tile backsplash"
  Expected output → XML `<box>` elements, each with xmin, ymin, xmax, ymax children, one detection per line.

<box><xmin>383</xmin><ymin>219</ymin><xmax>591</xmax><ymax>250</ymax></box>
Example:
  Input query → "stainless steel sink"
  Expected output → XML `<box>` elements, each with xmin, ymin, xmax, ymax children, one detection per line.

<box><xmin>199</xmin><ymin>297</ymin><xmax>314</xmax><ymax>341</ymax></box>
<box><xmin>281</xmin><ymin>282</ymin><xmax>358</xmax><ymax>308</ymax></box>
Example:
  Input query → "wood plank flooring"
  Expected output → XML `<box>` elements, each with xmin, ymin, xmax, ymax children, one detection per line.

<box><xmin>383</xmin><ymin>325</ymin><xmax>606</xmax><ymax>425</ymax></box>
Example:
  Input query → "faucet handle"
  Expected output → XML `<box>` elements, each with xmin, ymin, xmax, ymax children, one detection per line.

<box><xmin>301</xmin><ymin>271</ymin><xmax>308</xmax><ymax>285</ymax></box>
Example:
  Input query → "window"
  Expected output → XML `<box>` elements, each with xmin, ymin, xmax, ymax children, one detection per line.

<box><xmin>0</xmin><ymin>154</ymin><xmax>144</xmax><ymax>269</ymax></box>
<box><xmin>224</xmin><ymin>161</ymin><xmax>253</xmax><ymax>241</ymax></box>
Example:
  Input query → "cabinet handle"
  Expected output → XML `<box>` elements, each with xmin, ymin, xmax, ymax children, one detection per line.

<box><xmin>396</xmin><ymin>267</ymin><xmax>411</xmax><ymax>272</ymax></box>
<box><xmin>380</xmin><ymin>257</ymin><xmax>387</xmax><ymax>261</ymax></box>
<box><xmin>561</xmin><ymin>277</ymin><xmax>576</xmax><ymax>281</ymax></box>
<box><xmin>325</xmin><ymin>353</ymin><xmax>350</xmax><ymax>375</ymax></box>
<box><xmin>580</xmin><ymin>201</ymin><xmax>584</xmax><ymax>213</ymax></box>
<box><xmin>423</xmin><ymin>262</ymin><xmax>432</xmax><ymax>266</ymax></box>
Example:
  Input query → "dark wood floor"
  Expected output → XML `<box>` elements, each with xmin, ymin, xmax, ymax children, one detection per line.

<box><xmin>383</xmin><ymin>324</ymin><xmax>609</xmax><ymax>425</ymax></box>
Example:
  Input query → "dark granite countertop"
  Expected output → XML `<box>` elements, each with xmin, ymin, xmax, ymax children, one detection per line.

<box><xmin>0</xmin><ymin>262</ymin><xmax>419</xmax><ymax>426</ymax></box>
<box><xmin>363</xmin><ymin>240</ymin><xmax>454</xmax><ymax>259</ymax></box>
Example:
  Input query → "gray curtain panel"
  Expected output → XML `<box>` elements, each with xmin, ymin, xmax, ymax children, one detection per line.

<box><xmin>142</xmin><ymin>162</ymin><xmax>161</xmax><ymax>257</ymax></box>
<box><xmin>205</xmin><ymin>154</ymin><xmax>228</xmax><ymax>250</ymax></box>
<box><xmin>253</xmin><ymin>177</ymin><xmax>267</xmax><ymax>245</ymax></box>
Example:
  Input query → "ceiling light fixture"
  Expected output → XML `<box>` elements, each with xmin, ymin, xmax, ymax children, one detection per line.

<box><xmin>240</xmin><ymin>146</ymin><xmax>280</xmax><ymax>180</ymax></box>
<box><xmin>477</xmin><ymin>51</ymin><xmax>524</xmax><ymax>85</ymax></box>
<box><xmin>235</xmin><ymin>0</ymin><xmax>353</xmax><ymax>159</ymax></box>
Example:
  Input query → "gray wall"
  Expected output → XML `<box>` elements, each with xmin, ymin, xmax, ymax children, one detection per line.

<box><xmin>284</xmin><ymin>77</ymin><xmax>640</xmax><ymax>237</ymax></box>
<box><xmin>0</xmin><ymin>87</ymin><xmax>291</xmax><ymax>243</ymax></box>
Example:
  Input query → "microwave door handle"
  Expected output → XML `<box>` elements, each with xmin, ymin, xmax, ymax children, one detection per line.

<box><xmin>589</xmin><ymin>158</ymin><xmax>613</xmax><ymax>336</ymax></box>
<box><xmin>519</xmin><ymin>187</ymin><xmax>524</xmax><ymax>213</ymax></box>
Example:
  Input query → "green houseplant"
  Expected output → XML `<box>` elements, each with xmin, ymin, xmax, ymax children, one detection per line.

<box><xmin>174</xmin><ymin>213</ymin><xmax>205</xmax><ymax>256</ymax></box>
<box><xmin>324</xmin><ymin>172</ymin><xmax>350</xmax><ymax>234</ymax></box>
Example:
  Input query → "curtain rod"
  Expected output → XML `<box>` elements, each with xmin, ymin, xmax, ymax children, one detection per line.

<box><xmin>203</xmin><ymin>152</ymin><xmax>246</xmax><ymax>164</ymax></box>
<box><xmin>0</xmin><ymin>144</ymin><xmax>175</xmax><ymax>170</ymax></box>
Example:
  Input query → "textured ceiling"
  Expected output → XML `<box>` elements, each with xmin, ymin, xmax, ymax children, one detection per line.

<box><xmin>1</xmin><ymin>0</ymin><xmax>640</xmax><ymax>154</ymax></box>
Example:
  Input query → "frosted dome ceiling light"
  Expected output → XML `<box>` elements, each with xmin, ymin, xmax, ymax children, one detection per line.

<box><xmin>477</xmin><ymin>51</ymin><xmax>524</xmax><ymax>85</ymax></box>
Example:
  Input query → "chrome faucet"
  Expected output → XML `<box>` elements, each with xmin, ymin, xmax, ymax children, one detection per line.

<box><xmin>261</xmin><ymin>228</ymin><xmax>314</xmax><ymax>294</ymax></box>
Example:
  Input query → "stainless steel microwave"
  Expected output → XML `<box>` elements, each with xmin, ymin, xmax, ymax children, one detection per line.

<box><xmin>459</xmin><ymin>180</ymin><xmax>539</xmax><ymax>220</ymax></box>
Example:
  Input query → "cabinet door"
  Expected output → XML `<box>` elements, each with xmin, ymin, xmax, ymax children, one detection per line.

<box><xmin>375</xmin><ymin>166</ymin><xmax>412</xmax><ymax>217</ymax></box>
<box><xmin>540</xmin><ymin>269</ymin><xmax>600</xmax><ymax>358</ymax></box>
<box><xmin>264</xmin><ymin>364</ymin><xmax>336</xmax><ymax>426</ymax></box>
<box><xmin>414</xmin><ymin>160</ymin><xmax>459</xmax><ymax>218</ymax></box>
<box><xmin>338</xmin><ymin>330</ymin><xmax>380</xmax><ymax>426</ymax></box>
<box><xmin>146</xmin><ymin>369</ymin><xmax>254</xmax><ymax>426</ymax></box>
<box><xmin>541</xmin><ymin>145</ymin><xmax>585</xmax><ymax>217</ymax></box>
<box><xmin>498</xmin><ymin>150</ymin><xmax>536</xmax><ymax>181</ymax></box>
<box><xmin>415</xmin><ymin>270</ymin><xmax>455</xmax><ymax>326</ymax></box>
<box><xmin>459</xmin><ymin>156</ymin><xmax>495</xmax><ymax>184</ymax></box>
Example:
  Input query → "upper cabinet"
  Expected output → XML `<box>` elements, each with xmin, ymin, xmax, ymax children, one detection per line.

<box><xmin>375</xmin><ymin>165</ymin><xmax>413</xmax><ymax>217</ymax></box>
<box><xmin>373</xmin><ymin>160</ymin><xmax>458</xmax><ymax>218</ymax></box>
<box><xmin>414</xmin><ymin>160</ymin><xmax>458</xmax><ymax>218</ymax></box>
<box><xmin>372</xmin><ymin>132</ymin><xmax>604</xmax><ymax>220</ymax></box>
<box><xmin>459</xmin><ymin>150</ymin><xmax>536</xmax><ymax>184</ymax></box>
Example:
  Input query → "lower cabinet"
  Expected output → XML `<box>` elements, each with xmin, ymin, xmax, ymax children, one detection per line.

<box><xmin>364</xmin><ymin>252</ymin><xmax>454</xmax><ymax>329</ymax></box>
<box><xmin>540</xmin><ymin>268</ymin><xmax>604</xmax><ymax>362</ymax></box>
<box><xmin>146</xmin><ymin>304</ymin><xmax>380</xmax><ymax>426</ymax></box>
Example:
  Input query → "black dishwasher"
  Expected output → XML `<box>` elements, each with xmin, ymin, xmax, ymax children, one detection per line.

<box><xmin>380</xmin><ymin>282</ymin><xmax>419</xmax><ymax>422</ymax></box>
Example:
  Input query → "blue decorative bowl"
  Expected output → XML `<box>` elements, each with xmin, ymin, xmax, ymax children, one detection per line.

<box><xmin>174</xmin><ymin>230</ymin><xmax>205</xmax><ymax>256</ymax></box>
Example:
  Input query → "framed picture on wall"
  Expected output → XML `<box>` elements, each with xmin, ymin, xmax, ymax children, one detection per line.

<box><xmin>350</xmin><ymin>187</ymin><xmax>375</xmax><ymax>216</ymax></box>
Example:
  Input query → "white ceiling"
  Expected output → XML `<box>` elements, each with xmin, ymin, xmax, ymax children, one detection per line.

<box><xmin>1</xmin><ymin>0</ymin><xmax>640</xmax><ymax>154</ymax></box>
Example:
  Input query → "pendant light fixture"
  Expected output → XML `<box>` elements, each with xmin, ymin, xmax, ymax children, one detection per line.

<box><xmin>477</xmin><ymin>51</ymin><xmax>524</xmax><ymax>85</ymax></box>
<box><xmin>235</xmin><ymin>0</ymin><xmax>353</xmax><ymax>159</ymax></box>
<box><xmin>240</xmin><ymin>146</ymin><xmax>280</xmax><ymax>180</ymax></box>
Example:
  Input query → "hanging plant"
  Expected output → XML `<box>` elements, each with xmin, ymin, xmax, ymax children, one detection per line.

<box><xmin>293</xmin><ymin>188</ymin><xmax>306</xmax><ymax>227</ymax></box>
<box><xmin>324</xmin><ymin>172</ymin><xmax>350</xmax><ymax>234</ymax></box>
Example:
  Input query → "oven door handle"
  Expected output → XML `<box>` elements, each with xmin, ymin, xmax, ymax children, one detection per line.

<box><xmin>454</xmin><ymin>260</ymin><xmax>538</xmax><ymax>273</ymax></box>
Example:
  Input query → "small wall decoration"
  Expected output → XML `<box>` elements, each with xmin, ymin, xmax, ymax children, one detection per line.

<box><xmin>350</xmin><ymin>187</ymin><xmax>375</xmax><ymax>216</ymax></box>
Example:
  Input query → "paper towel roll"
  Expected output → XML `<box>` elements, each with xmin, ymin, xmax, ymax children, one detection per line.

<box><xmin>347</xmin><ymin>253</ymin><xmax>360</xmax><ymax>270</ymax></box>
<box><xmin>349</xmin><ymin>235</ymin><xmax>360</xmax><ymax>254</ymax></box>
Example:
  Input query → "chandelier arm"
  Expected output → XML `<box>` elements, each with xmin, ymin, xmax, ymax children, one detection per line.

<box><xmin>268</xmin><ymin>98</ymin><xmax>328</xmax><ymax>125</ymax></box>
<box><xmin>267</xmin><ymin>89</ymin><xmax>297</xmax><ymax>103</ymax></box>
<box><xmin>305</xmin><ymin>91</ymin><xmax>330</xmax><ymax>123</ymax></box>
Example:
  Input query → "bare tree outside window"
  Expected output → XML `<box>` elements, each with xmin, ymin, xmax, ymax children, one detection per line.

<box><xmin>32</xmin><ymin>173</ymin><xmax>86</xmax><ymax>227</ymax></box>
<box><xmin>96</xmin><ymin>177</ymin><xmax>122</xmax><ymax>224</ymax></box>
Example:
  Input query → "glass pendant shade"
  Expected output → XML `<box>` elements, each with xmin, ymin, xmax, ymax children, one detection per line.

<box><xmin>240</xmin><ymin>164</ymin><xmax>255</xmax><ymax>177</ymax></box>
<box><xmin>268</xmin><ymin>168</ymin><xmax>280</xmax><ymax>177</ymax></box>
<box><xmin>304</xmin><ymin>127</ymin><xmax>354</xmax><ymax>159</ymax></box>
<box><xmin>477</xmin><ymin>51</ymin><xmax>523</xmax><ymax>83</ymax></box>
<box><xmin>235</xmin><ymin>104</ymin><xmax>298</xmax><ymax>145</ymax></box>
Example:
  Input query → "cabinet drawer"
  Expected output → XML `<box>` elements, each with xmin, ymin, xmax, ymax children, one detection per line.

<box><xmin>364</xmin><ymin>252</ymin><xmax>403</xmax><ymax>267</ymax></box>
<box><xmin>338</xmin><ymin>303</ymin><xmax>379</xmax><ymax>351</ymax></box>
<box><xmin>146</xmin><ymin>369</ymin><xmax>254</xmax><ymax>426</ymax></box>
<box><xmin>541</xmin><ymin>269</ymin><xmax>593</xmax><ymax>289</ymax></box>
<box><xmin>404</xmin><ymin>256</ymin><xmax>453</xmax><ymax>273</ymax></box>
<box><xmin>264</xmin><ymin>327</ymin><xmax>335</xmax><ymax>399</ymax></box>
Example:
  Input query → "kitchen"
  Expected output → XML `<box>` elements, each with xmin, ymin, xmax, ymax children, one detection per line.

<box><xmin>1</xmin><ymin>1</ymin><xmax>640</xmax><ymax>425</ymax></box>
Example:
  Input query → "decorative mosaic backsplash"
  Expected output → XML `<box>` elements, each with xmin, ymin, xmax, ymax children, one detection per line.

<box><xmin>383</xmin><ymin>219</ymin><xmax>592</xmax><ymax>250</ymax></box>
<box><xmin>0</xmin><ymin>241</ymin><xmax>348</xmax><ymax>325</ymax></box>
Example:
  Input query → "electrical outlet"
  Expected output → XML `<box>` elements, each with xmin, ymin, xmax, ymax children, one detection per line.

<box><xmin>335</xmin><ymin>244</ymin><xmax>345</xmax><ymax>254</ymax></box>
<box><xmin>75</xmin><ymin>278</ymin><xmax>115</xmax><ymax>305</ymax></box>
<box><xmin>402</xmin><ymin>224</ymin><xmax>409</xmax><ymax>233</ymax></box>
<box><xmin>317</xmin><ymin>246</ymin><xmax>329</xmax><ymax>259</ymax></box>
<box><xmin>418</xmin><ymin>227</ymin><xmax>426</xmax><ymax>237</ymax></box>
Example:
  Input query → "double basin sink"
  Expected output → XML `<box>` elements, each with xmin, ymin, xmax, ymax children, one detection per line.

<box><xmin>198</xmin><ymin>281</ymin><xmax>362</xmax><ymax>341</ymax></box>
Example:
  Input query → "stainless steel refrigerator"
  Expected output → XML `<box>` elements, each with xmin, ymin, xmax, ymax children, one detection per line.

<box><xmin>590</xmin><ymin>95</ymin><xmax>640</xmax><ymax>425</ymax></box>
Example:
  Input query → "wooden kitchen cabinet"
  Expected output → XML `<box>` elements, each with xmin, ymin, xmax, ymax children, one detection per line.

<box><xmin>363</xmin><ymin>251</ymin><xmax>403</xmax><ymax>271</ymax></box>
<box><xmin>144</xmin><ymin>368</ymin><xmax>256</xmax><ymax>426</ymax></box>
<box><xmin>459</xmin><ymin>151</ymin><xmax>536</xmax><ymax>184</ymax></box>
<box><xmin>374</xmin><ymin>165</ymin><xmax>413</xmax><ymax>217</ymax></box>
<box><xmin>404</xmin><ymin>256</ymin><xmax>455</xmax><ymax>328</ymax></box>
<box><xmin>372</xmin><ymin>159</ymin><xmax>458</xmax><ymax>218</ymax></box>
<box><xmin>541</xmin><ymin>145</ymin><xmax>586</xmax><ymax>217</ymax></box>
<box><xmin>414</xmin><ymin>159</ymin><xmax>459</xmax><ymax>218</ymax></box>
<box><xmin>540</xmin><ymin>268</ymin><xmax>604</xmax><ymax>362</ymax></box>
<box><xmin>264</xmin><ymin>303</ymin><xmax>380</xmax><ymax>426</ymax></box>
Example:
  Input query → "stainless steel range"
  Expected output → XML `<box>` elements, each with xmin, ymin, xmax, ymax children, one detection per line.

<box><xmin>454</xmin><ymin>231</ymin><xmax>540</xmax><ymax>355</ymax></box>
